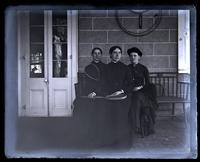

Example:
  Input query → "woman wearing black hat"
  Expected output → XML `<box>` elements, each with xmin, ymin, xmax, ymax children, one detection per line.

<box><xmin>127</xmin><ymin>47</ymin><xmax>157</xmax><ymax>137</ymax></box>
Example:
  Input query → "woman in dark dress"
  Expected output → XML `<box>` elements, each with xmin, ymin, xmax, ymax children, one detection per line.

<box><xmin>84</xmin><ymin>47</ymin><xmax>107</xmax><ymax>97</ymax></box>
<box><xmin>127</xmin><ymin>47</ymin><xmax>157</xmax><ymax>137</ymax></box>
<box><xmin>102</xmin><ymin>46</ymin><xmax>133</xmax><ymax>150</ymax></box>
<box><xmin>105</xmin><ymin>46</ymin><xmax>132</xmax><ymax>96</ymax></box>
<box><xmin>72</xmin><ymin>47</ymin><xmax>107</xmax><ymax>149</ymax></box>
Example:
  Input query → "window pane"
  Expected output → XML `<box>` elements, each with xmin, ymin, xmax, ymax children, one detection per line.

<box><xmin>30</xmin><ymin>11</ymin><xmax>44</xmax><ymax>78</ymax></box>
<box><xmin>53</xmin><ymin>43</ymin><xmax>67</xmax><ymax>60</ymax></box>
<box><xmin>30</xmin><ymin>44</ymin><xmax>44</xmax><ymax>60</ymax></box>
<box><xmin>30</xmin><ymin>11</ymin><xmax>44</xmax><ymax>25</ymax></box>
<box><xmin>52</xmin><ymin>11</ymin><xmax>68</xmax><ymax>78</ymax></box>
<box><xmin>53</xmin><ymin>26</ymin><xmax>67</xmax><ymax>42</ymax></box>
<box><xmin>30</xmin><ymin>27</ymin><xmax>44</xmax><ymax>42</ymax></box>
<box><xmin>30</xmin><ymin>50</ymin><xmax>43</xmax><ymax>64</ymax></box>
<box><xmin>30</xmin><ymin>62</ymin><xmax>44</xmax><ymax>78</ymax></box>
<box><xmin>53</xmin><ymin>61</ymin><xmax>67</xmax><ymax>77</ymax></box>
<box><xmin>52</xmin><ymin>11</ymin><xmax>67</xmax><ymax>25</ymax></box>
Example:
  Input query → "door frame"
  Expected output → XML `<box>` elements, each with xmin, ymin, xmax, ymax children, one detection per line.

<box><xmin>17</xmin><ymin>10</ymin><xmax>78</xmax><ymax>117</ymax></box>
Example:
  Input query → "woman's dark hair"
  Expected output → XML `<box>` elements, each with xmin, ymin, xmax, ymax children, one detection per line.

<box><xmin>91</xmin><ymin>47</ymin><xmax>103</xmax><ymax>55</ymax></box>
<box><xmin>109</xmin><ymin>46</ymin><xmax>122</xmax><ymax>55</ymax></box>
<box><xmin>127</xmin><ymin>47</ymin><xmax>142</xmax><ymax>57</ymax></box>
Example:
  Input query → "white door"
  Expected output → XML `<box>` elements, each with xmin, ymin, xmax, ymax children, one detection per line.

<box><xmin>47</xmin><ymin>11</ymin><xmax>72</xmax><ymax>116</ymax></box>
<box><xmin>23</xmin><ymin>11</ymin><xmax>49</xmax><ymax>116</ymax></box>
<box><xmin>18</xmin><ymin>10</ymin><xmax>77</xmax><ymax>117</ymax></box>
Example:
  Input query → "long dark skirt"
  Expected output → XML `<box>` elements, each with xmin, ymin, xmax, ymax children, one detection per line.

<box><xmin>130</xmin><ymin>91</ymin><xmax>156</xmax><ymax>137</ymax></box>
<box><xmin>72</xmin><ymin>97</ymin><xmax>132</xmax><ymax>151</ymax></box>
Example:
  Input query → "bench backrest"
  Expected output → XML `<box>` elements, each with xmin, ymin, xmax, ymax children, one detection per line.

<box><xmin>149</xmin><ymin>72</ymin><xmax>190</xmax><ymax>100</ymax></box>
<box><xmin>76</xmin><ymin>72</ymin><xmax>190</xmax><ymax>100</ymax></box>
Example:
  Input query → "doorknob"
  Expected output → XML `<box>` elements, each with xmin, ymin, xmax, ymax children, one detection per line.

<box><xmin>44</xmin><ymin>79</ymin><xmax>49</xmax><ymax>84</ymax></box>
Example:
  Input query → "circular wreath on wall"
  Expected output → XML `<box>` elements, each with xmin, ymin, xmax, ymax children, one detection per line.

<box><xmin>115</xmin><ymin>10</ymin><xmax>162</xmax><ymax>37</ymax></box>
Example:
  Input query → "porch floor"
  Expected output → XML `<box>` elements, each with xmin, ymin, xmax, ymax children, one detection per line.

<box><xmin>15</xmin><ymin>107</ymin><xmax>191</xmax><ymax>159</ymax></box>
<box><xmin>82</xmin><ymin>114</ymin><xmax>190</xmax><ymax>158</ymax></box>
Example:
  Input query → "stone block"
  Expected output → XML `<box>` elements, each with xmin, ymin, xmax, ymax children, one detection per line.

<box><xmin>108</xmin><ymin>31</ymin><xmax>137</xmax><ymax>43</ymax></box>
<box><xmin>78</xmin><ymin>56</ymin><xmax>92</xmax><ymax>71</ymax></box>
<box><xmin>157</xmin><ymin>17</ymin><xmax>178</xmax><ymax>29</ymax></box>
<box><xmin>93</xmin><ymin>18</ymin><xmax>121</xmax><ymax>30</ymax></box>
<box><xmin>138</xmin><ymin>30</ymin><xmax>169</xmax><ymax>42</ymax></box>
<box><xmin>114</xmin><ymin>10</ymin><xmax>166</xmax><ymax>17</ymax></box>
<box><xmin>149</xmin><ymin>68</ymin><xmax>177</xmax><ymax>73</ymax></box>
<box><xmin>78</xmin><ymin>10</ymin><xmax>107</xmax><ymax>17</ymax></box>
<box><xmin>108</xmin><ymin>10</ymin><xmax>138</xmax><ymax>17</ymax></box>
<box><xmin>142</xmin><ymin>10</ymin><xmax>167</xmax><ymax>16</ymax></box>
<box><xmin>154</xmin><ymin>43</ymin><xmax>178</xmax><ymax>55</ymax></box>
<box><xmin>78</xmin><ymin>44</ymin><xmax>93</xmax><ymax>56</ymax></box>
<box><xmin>169</xmin><ymin>55</ymin><xmax>177</xmax><ymax>68</ymax></box>
<box><xmin>170</xmin><ymin>30</ymin><xmax>178</xmax><ymax>42</ymax></box>
<box><xmin>123</xmin><ymin>17</ymin><xmax>153</xmax><ymax>30</ymax></box>
<box><xmin>79</xmin><ymin>18</ymin><xmax>92</xmax><ymax>30</ymax></box>
<box><xmin>140</xmin><ymin>56</ymin><xmax>169</xmax><ymax>68</ymax></box>
<box><xmin>79</xmin><ymin>31</ymin><xmax>107</xmax><ymax>43</ymax></box>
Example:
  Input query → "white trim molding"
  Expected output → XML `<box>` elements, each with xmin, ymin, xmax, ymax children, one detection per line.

<box><xmin>178</xmin><ymin>10</ymin><xmax>190</xmax><ymax>74</ymax></box>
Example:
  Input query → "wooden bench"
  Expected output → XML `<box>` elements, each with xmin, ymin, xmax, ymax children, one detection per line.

<box><xmin>74</xmin><ymin>72</ymin><xmax>88</xmax><ymax>97</ymax></box>
<box><xmin>75</xmin><ymin>72</ymin><xmax>191</xmax><ymax>124</ymax></box>
<box><xmin>149</xmin><ymin>72</ymin><xmax>191</xmax><ymax>124</ymax></box>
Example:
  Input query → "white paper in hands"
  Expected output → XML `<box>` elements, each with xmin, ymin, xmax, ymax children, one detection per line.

<box><xmin>133</xmin><ymin>85</ymin><xmax>143</xmax><ymax>92</ymax></box>
<box><xmin>106</xmin><ymin>89</ymin><xmax>124</xmax><ymax>97</ymax></box>
<box><xmin>88</xmin><ymin>92</ymin><xmax>96</xmax><ymax>98</ymax></box>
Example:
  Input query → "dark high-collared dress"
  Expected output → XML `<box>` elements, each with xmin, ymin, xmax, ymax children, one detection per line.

<box><xmin>84</xmin><ymin>61</ymin><xmax>106</xmax><ymax>95</ymax></box>
<box><xmin>72</xmin><ymin>61</ymin><xmax>133</xmax><ymax>151</ymax></box>
<box><xmin>84</xmin><ymin>61</ymin><xmax>107</xmax><ymax>96</ymax></box>
<box><xmin>101</xmin><ymin>61</ymin><xmax>132</xmax><ymax>149</ymax></box>
<box><xmin>128</xmin><ymin>63</ymin><xmax>150</xmax><ymax>88</ymax></box>
<box><xmin>128</xmin><ymin>63</ymin><xmax>157</xmax><ymax>136</ymax></box>
<box><xmin>105</xmin><ymin>61</ymin><xmax>132</xmax><ymax>94</ymax></box>
<box><xmin>72</xmin><ymin>61</ymin><xmax>107</xmax><ymax>149</ymax></box>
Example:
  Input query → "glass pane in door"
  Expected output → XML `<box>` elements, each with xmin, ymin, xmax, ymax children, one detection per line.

<box><xmin>52</xmin><ymin>11</ymin><xmax>68</xmax><ymax>78</ymax></box>
<box><xmin>29</xmin><ymin>11</ymin><xmax>44</xmax><ymax>78</ymax></box>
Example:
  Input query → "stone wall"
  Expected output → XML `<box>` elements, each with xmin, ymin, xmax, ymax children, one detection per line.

<box><xmin>78</xmin><ymin>10</ymin><xmax>178</xmax><ymax>72</ymax></box>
